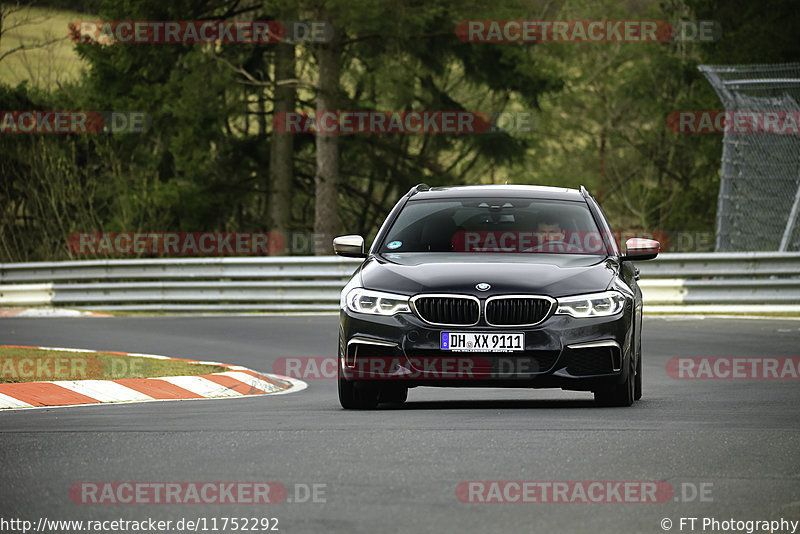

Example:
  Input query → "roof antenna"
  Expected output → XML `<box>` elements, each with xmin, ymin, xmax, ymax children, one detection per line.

<box><xmin>504</xmin><ymin>180</ymin><xmax>509</xmax><ymax>185</ymax></box>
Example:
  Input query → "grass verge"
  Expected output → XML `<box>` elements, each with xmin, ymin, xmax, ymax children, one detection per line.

<box><xmin>0</xmin><ymin>345</ymin><xmax>228</xmax><ymax>383</ymax></box>
<box><xmin>0</xmin><ymin>5</ymin><xmax>88</xmax><ymax>88</ymax></box>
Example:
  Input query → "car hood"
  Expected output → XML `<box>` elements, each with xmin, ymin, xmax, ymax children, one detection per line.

<box><xmin>359</xmin><ymin>253</ymin><xmax>617</xmax><ymax>298</ymax></box>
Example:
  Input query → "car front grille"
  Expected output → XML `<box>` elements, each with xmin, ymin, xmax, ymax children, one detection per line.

<box><xmin>485</xmin><ymin>296</ymin><xmax>554</xmax><ymax>326</ymax></box>
<box><xmin>412</xmin><ymin>295</ymin><xmax>480</xmax><ymax>326</ymax></box>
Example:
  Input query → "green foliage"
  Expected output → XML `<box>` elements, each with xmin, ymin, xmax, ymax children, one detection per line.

<box><xmin>0</xmin><ymin>83</ymin><xmax>106</xmax><ymax>260</ymax></box>
<box><xmin>687</xmin><ymin>0</ymin><xmax>800</xmax><ymax>64</ymax></box>
<box><xmin>3</xmin><ymin>0</ymin><xmax>797</xmax><ymax>261</ymax></box>
<box><xmin>519</xmin><ymin>0</ymin><xmax>724</xmax><ymax>234</ymax></box>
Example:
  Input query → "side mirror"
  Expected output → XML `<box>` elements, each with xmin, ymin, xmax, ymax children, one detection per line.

<box><xmin>621</xmin><ymin>238</ymin><xmax>660</xmax><ymax>261</ymax></box>
<box><xmin>333</xmin><ymin>235</ymin><xmax>367</xmax><ymax>258</ymax></box>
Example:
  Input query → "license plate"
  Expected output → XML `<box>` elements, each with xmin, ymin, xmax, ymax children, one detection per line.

<box><xmin>441</xmin><ymin>332</ymin><xmax>524</xmax><ymax>352</ymax></box>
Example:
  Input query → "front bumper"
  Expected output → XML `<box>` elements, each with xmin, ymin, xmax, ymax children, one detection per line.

<box><xmin>338</xmin><ymin>303</ymin><xmax>634</xmax><ymax>391</ymax></box>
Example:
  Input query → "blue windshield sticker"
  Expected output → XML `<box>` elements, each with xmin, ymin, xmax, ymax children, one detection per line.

<box><xmin>387</xmin><ymin>240</ymin><xmax>402</xmax><ymax>249</ymax></box>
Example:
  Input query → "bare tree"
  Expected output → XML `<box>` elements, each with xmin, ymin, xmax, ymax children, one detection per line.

<box><xmin>312</xmin><ymin>22</ymin><xmax>340</xmax><ymax>255</ymax></box>
<box><xmin>0</xmin><ymin>2</ymin><xmax>66</xmax><ymax>65</ymax></box>
<box><xmin>268</xmin><ymin>42</ymin><xmax>297</xmax><ymax>236</ymax></box>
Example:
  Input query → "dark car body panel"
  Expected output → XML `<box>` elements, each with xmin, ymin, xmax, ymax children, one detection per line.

<box><xmin>359</xmin><ymin>253</ymin><xmax>617</xmax><ymax>298</ymax></box>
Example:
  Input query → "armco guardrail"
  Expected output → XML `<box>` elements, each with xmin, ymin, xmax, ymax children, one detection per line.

<box><xmin>1</xmin><ymin>253</ymin><xmax>799</xmax><ymax>313</ymax></box>
<box><xmin>0</xmin><ymin>257</ymin><xmax>362</xmax><ymax>312</ymax></box>
<box><xmin>635</xmin><ymin>252</ymin><xmax>800</xmax><ymax>313</ymax></box>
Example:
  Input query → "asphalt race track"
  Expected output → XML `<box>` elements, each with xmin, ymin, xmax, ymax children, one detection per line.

<box><xmin>1</xmin><ymin>316</ymin><xmax>799</xmax><ymax>534</ymax></box>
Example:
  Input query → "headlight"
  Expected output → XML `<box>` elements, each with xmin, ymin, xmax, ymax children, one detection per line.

<box><xmin>345</xmin><ymin>288</ymin><xmax>411</xmax><ymax>315</ymax></box>
<box><xmin>555</xmin><ymin>291</ymin><xmax>626</xmax><ymax>318</ymax></box>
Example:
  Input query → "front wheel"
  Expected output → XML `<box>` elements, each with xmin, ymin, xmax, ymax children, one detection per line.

<box><xmin>379</xmin><ymin>384</ymin><xmax>408</xmax><ymax>405</ymax></box>
<box><xmin>338</xmin><ymin>364</ymin><xmax>379</xmax><ymax>410</ymax></box>
<box><xmin>594</xmin><ymin>361</ymin><xmax>634</xmax><ymax>407</ymax></box>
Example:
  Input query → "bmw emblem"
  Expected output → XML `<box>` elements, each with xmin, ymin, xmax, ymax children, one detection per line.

<box><xmin>476</xmin><ymin>282</ymin><xmax>491</xmax><ymax>291</ymax></box>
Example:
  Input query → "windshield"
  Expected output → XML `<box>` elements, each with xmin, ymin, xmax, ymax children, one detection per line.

<box><xmin>379</xmin><ymin>198</ymin><xmax>611</xmax><ymax>255</ymax></box>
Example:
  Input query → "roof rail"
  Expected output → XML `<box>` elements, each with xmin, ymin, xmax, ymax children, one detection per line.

<box><xmin>579</xmin><ymin>185</ymin><xmax>591</xmax><ymax>199</ymax></box>
<box><xmin>408</xmin><ymin>183</ymin><xmax>431</xmax><ymax>196</ymax></box>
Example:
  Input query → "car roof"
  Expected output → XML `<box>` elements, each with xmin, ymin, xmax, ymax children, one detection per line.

<box><xmin>408</xmin><ymin>184</ymin><xmax>586</xmax><ymax>202</ymax></box>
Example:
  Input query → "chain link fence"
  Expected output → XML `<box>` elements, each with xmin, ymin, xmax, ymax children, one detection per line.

<box><xmin>699</xmin><ymin>63</ymin><xmax>800</xmax><ymax>252</ymax></box>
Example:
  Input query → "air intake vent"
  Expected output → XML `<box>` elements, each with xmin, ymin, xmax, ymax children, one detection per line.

<box><xmin>485</xmin><ymin>296</ymin><xmax>554</xmax><ymax>326</ymax></box>
<box><xmin>412</xmin><ymin>295</ymin><xmax>480</xmax><ymax>326</ymax></box>
<box><xmin>560</xmin><ymin>343</ymin><xmax>621</xmax><ymax>376</ymax></box>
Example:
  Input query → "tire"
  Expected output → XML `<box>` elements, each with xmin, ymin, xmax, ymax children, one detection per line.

<box><xmin>379</xmin><ymin>385</ymin><xmax>408</xmax><ymax>405</ymax></box>
<box><xmin>594</xmin><ymin>359</ymin><xmax>634</xmax><ymax>407</ymax></box>
<box><xmin>338</xmin><ymin>365</ymin><xmax>379</xmax><ymax>410</ymax></box>
<box><xmin>634</xmin><ymin>349</ymin><xmax>642</xmax><ymax>401</ymax></box>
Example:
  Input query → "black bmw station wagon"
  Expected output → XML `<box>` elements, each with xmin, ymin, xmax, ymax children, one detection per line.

<box><xmin>333</xmin><ymin>184</ymin><xmax>660</xmax><ymax>409</ymax></box>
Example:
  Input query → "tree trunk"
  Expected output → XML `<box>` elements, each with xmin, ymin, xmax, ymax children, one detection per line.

<box><xmin>313</xmin><ymin>26</ymin><xmax>340</xmax><ymax>255</ymax></box>
<box><xmin>268</xmin><ymin>43</ymin><xmax>296</xmax><ymax>239</ymax></box>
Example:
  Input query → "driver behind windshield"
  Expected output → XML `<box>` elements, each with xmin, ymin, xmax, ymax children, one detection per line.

<box><xmin>536</xmin><ymin>218</ymin><xmax>566</xmax><ymax>246</ymax></box>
